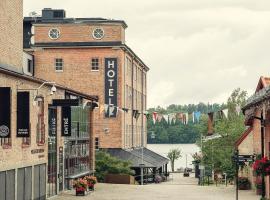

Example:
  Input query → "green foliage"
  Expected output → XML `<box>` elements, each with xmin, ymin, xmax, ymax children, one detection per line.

<box><xmin>197</xmin><ymin>88</ymin><xmax>247</xmax><ymax>180</ymax></box>
<box><xmin>167</xmin><ymin>148</ymin><xmax>182</xmax><ymax>172</ymax></box>
<box><xmin>95</xmin><ymin>151</ymin><xmax>134</xmax><ymax>182</ymax></box>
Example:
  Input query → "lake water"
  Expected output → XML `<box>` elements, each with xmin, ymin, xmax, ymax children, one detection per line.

<box><xmin>147</xmin><ymin>144</ymin><xmax>200</xmax><ymax>172</ymax></box>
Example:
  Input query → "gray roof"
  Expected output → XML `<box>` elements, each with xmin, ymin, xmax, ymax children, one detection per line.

<box><xmin>24</xmin><ymin>17</ymin><xmax>128</xmax><ymax>28</ymax></box>
<box><xmin>105</xmin><ymin>148</ymin><xmax>169</xmax><ymax>168</ymax></box>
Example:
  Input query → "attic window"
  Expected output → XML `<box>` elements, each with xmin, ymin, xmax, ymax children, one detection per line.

<box><xmin>53</xmin><ymin>11</ymin><xmax>64</xmax><ymax>18</ymax></box>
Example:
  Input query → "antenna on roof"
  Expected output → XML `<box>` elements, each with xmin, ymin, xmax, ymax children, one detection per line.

<box><xmin>29</xmin><ymin>11</ymin><xmax>40</xmax><ymax>22</ymax></box>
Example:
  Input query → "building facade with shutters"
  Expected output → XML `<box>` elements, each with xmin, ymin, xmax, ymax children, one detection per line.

<box><xmin>24</xmin><ymin>8</ymin><xmax>149</xmax><ymax>150</ymax></box>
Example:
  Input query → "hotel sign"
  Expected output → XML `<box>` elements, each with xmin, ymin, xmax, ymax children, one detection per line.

<box><xmin>62</xmin><ymin>106</ymin><xmax>71</xmax><ymax>136</ymax></box>
<box><xmin>105</xmin><ymin>58</ymin><xmax>118</xmax><ymax>117</ymax></box>
<box><xmin>0</xmin><ymin>88</ymin><xmax>11</xmax><ymax>138</ymax></box>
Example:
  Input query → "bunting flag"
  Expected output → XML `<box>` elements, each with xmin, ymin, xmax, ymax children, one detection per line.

<box><xmin>194</xmin><ymin>111</ymin><xmax>201</xmax><ymax>123</ymax></box>
<box><xmin>109</xmin><ymin>106</ymin><xmax>115</xmax><ymax>116</ymax></box>
<box><xmin>157</xmin><ymin>114</ymin><xmax>163</xmax><ymax>122</ymax></box>
<box><xmin>152</xmin><ymin>112</ymin><xmax>158</xmax><ymax>124</ymax></box>
<box><xmin>133</xmin><ymin>110</ymin><xmax>140</xmax><ymax>119</ymax></box>
<box><xmin>171</xmin><ymin>113</ymin><xmax>176</xmax><ymax>124</ymax></box>
<box><xmin>222</xmin><ymin>109</ymin><xmax>228</xmax><ymax>119</ymax></box>
<box><xmin>185</xmin><ymin>113</ymin><xmax>189</xmax><ymax>125</ymax></box>
<box><xmin>188</xmin><ymin>113</ymin><xmax>193</xmax><ymax>123</ymax></box>
<box><xmin>122</xmin><ymin>108</ymin><xmax>129</xmax><ymax>113</ymax></box>
<box><xmin>207</xmin><ymin>112</ymin><xmax>214</xmax><ymax>135</ymax></box>
<box><xmin>104</xmin><ymin>104</ymin><xmax>109</xmax><ymax>114</ymax></box>
<box><xmin>163</xmin><ymin>114</ymin><xmax>169</xmax><ymax>123</ymax></box>
<box><xmin>176</xmin><ymin>113</ymin><xmax>183</xmax><ymax>123</ymax></box>
<box><xmin>99</xmin><ymin>104</ymin><xmax>104</xmax><ymax>114</ymax></box>
<box><xmin>236</xmin><ymin>105</ymin><xmax>241</xmax><ymax>116</ymax></box>
<box><xmin>168</xmin><ymin>114</ymin><xmax>174</xmax><ymax>124</ymax></box>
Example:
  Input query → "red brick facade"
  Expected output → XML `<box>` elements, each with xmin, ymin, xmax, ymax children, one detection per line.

<box><xmin>28</xmin><ymin>13</ymin><xmax>148</xmax><ymax>150</ymax></box>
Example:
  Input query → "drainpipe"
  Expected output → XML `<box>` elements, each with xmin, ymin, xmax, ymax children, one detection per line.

<box><xmin>131</xmin><ymin>57</ymin><xmax>134</xmax><ymax>148</ymax></box>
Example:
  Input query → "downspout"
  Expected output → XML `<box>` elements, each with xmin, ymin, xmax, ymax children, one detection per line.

<box><xmin>131</xmin><ymin>57</ymin><xmax>134</xmax><ymax>148</ymax></box>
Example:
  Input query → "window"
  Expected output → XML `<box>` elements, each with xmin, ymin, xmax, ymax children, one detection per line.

<box><xmin>92</xmin><ymin>28</ymin><xmax>104</xmax><ymax>40</ymax></box>
<box><xmin>91</xmin><ymin>58</ymin><xmax>99</xmax><ymax>71</ymax></box>
<box><xmin>27</xmin><ymin>59</ymin><xmax>33</xmax><ymax>74</ymax></box>
<box><xmin>95</xmin><ymin>137</ymin><xmax>99</xmax><ymax>150</ymax></box>
<box><xmin>55</xmin><ymin>58</ymin><xmax>63</xmax><ymax>71</ymax></box>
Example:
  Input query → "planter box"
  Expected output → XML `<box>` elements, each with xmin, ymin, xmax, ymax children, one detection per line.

<box><xmin>76</xmin><ymin>190</ymin><xmax>86</xmax><ymax>196</ymax></box>
<box><xmin>104</xmin><ymin>174</ymin><xmax>135</xmax><ymax>184</ymax></box>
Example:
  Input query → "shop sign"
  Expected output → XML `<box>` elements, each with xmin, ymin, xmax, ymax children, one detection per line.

<box><xmin>17</xmin><ymin>92</ymin><xmax>30</xmax><ymax>137</ymax></box>
<box><xmin>105</xmin><ymin>58</ymin><xmax>118</xmax><ymax>117</ymax></box>
<box><xmin>49</xmin><ymin>108</ymin><xmax>57</xmax><ymax>136</ymax></box>
<box><xmin>0</xmin><ymin>87</ymin><xmax>11</xmax><ymax>138</ymax></box>
<box><xmin>62</xmin><ymin>106</ymin><xmax>71</xmax><ymax>136</ymax></box>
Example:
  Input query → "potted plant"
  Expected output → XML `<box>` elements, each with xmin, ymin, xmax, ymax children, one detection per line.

<box><xmin>238</xmin><ymin>177</ymin><xmax>251</xmax><ymax>190</ymax></box>
<box><xmin>255</xmin><ymin>177</ymin><xmax>262</xmax><ymax>195</ymax></box>
<box><xmin>84</xmin><ymin>176</ymin><xmax>97</xmax><ymax>191</ymax></box>
<box><xmin>73</xmin><ymin>178</ymin><xmax>88</xmax><ymax>196</ymax></box>
<box><xmin>253</xmin><ymin>156</ymin><xmax>270</xmax><ymax>176</ymax></box>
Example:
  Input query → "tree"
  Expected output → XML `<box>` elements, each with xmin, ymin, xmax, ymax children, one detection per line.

<box><xmin>167</xmin><ymin>148</ymin><xmax>182</xmax><ymax>172</ymax></box>
<box><xmin>197</xmin><ymin>88</ymin><xmax>247</xmax><ymax>179</ymax></box>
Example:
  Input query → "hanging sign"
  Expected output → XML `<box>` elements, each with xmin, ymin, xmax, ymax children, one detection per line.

<box><xmin>62</xmin><ymin>107</ymin><xmax>71</xmax><ymax>136</ymax></box>
<box><xmin>0</xmin><ymin>88</ymin><xmax>11</xmax><ymax>138</ymax></box>
<box><xmin>49</xmin><ymin>108</ymin><xmax>57</xmax><ymax>136</ymax></box>
<box><xmin>17</xmin><ymin>92</ymin><xmax>30</xmax><ymax>137</ymax></box>
<box><xmin>105</xmin><ymin>58</ymin><xmax>118</xmax><ymax>117</ymax></box>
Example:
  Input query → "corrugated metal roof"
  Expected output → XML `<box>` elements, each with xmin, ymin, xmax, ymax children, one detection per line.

<box><xmin>106</xmin><ymin>148</ymin><xmax>169</xmax><ymax>168</ymax></box>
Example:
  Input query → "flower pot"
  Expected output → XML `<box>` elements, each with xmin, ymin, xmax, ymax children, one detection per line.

<box><xmin>88</xmin><ymin>184</ymin><xmax>95</xmax><ymax>191</ymax></box>
<box><xmin>256</xmin><ymin>188</ymin><xmax>262</xmax><ymax>195</ymax></box>
<box><xmin>76</xmin><ymin>188</ymin><xmax>86</xmax><ymax>196</ymax></box>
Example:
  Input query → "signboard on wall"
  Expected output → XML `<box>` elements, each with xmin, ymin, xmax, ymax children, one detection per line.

<box><xmin>0</xmin><ymin>88</ymin><xmax>11</xmax><ymax>138</ymax></box>
<box><xmin>105</xmin><ymin>58</ymin><xmax>118</xmax><ymax>117</ymax></box>
<box><xmin>49</xmin><ymin>108</ymin><xmax>57</xmax><ymax>137</ymax></box>
<box><xmin>17</xmin><ymin>92</ymin><xmax>30</xmax><ymax>137</ymax></box>
<box><xmin>61</xmin><ymin>106</ymin><xmax>71</xmax><ymax>136</ymax></box>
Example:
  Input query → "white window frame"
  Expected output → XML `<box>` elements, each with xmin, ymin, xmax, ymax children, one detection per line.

<box><xmin>55</xmin><ymin>58</ymin><xmax>63</xmax><ymax>72</ymax></box>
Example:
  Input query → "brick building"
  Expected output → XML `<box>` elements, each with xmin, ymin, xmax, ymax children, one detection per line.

<box><xmin>0</xmin><ymin>2</ymin><xmax>98</xmax><ymax>200</ymax></box>
<box><xmin>24</xmin><ymin>8</ymin><xmax>149</xmax><ymax>150</ymax></box>
<box><xmin>240</xmin><ymin>76</ymin><xmax>270</xmax><ymax>198</ymax></box>
<box><xmin>24</xmin><ymin>8</ymin><xmax>169</xmax><ymax>185</ymax></box>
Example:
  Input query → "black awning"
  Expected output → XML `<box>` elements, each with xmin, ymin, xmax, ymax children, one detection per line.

<box><xmin>105</xmin><ymin>148</ymin><xmax>169</xmax><ymax>168</ymax></box>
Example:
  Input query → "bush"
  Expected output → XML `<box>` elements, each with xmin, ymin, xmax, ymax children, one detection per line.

<box><xmin>95</xmin><ymin>151</ymin><xmax>134</xmax><ymax>182</ymax></box>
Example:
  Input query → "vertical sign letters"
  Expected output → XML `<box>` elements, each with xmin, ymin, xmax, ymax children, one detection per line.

<box><xmin>17</xmin><ymin>92</ymin><xmax>30</xmax><ymax>137</ymax></box>
<box><xmin>49</xmin><ymin>108</ymin><xmax>57</xmax><ymax>137</ymax></box>
<box><xmin>105</xmin><ymin>58</ymin><xmax>118</xmax><ymax>117</ymax></box>
<box><xmin>62</xmin><ymin>106</ymin><xmax>71</xmax><ymax>136</ymax></box>
<box><xmin>0</xmin><ymin>87</ymin><xmax>11</xmax><ymax>138</ymax></box>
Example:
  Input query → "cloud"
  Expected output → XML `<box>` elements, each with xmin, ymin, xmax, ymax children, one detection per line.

<box><xmin>23</xmin><ymin>0</ymin><xmax>270</xmax><ymax>107</ymax></box>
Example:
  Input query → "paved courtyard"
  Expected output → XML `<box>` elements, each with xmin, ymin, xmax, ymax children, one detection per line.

<box><xmin>56</xmin><ymin>174</ymin><xmax>259</xmax><ymax>200</ymax></box>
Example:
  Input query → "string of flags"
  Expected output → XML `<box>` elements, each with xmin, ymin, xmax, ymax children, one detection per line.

<box><xmin>151</xmin><ymin>105</ymin><xmax>242</xmax><ymax>126</ymax></box>
<box><xmin>99</xmin><ymin>104</ymin><xmax>149</xmax><ymax>118</ymax></box>
<box><xmin>152</xmin><ymin>111</ymin><xmax>201</xmax><ymax>125</ymax></box>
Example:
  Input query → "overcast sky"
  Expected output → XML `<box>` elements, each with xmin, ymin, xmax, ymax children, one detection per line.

<box><xmin>23</xmin><ymin>0</ymin><xmax>270</xmax><ymax>108</ymax></box>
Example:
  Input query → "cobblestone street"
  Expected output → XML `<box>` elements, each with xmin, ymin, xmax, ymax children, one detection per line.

<box><xmin>56</xmin><ymin>174</ymin><xmax>259</xmax><ymax>200</ymax></box>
